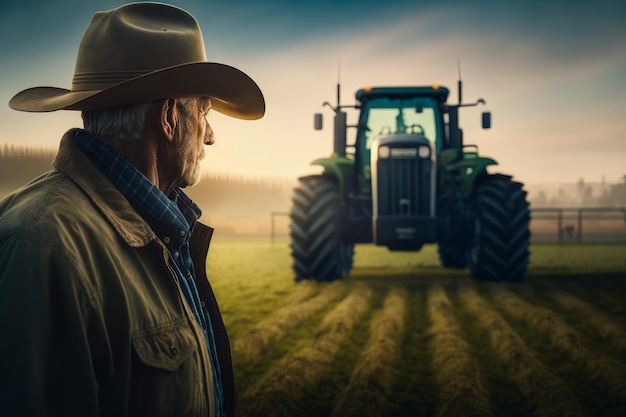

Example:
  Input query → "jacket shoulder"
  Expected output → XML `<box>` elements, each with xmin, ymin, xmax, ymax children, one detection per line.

<box><xmin>0</xmin><ymin>170</ymin><xmax>101</xmax><ymax>239</ymax></box>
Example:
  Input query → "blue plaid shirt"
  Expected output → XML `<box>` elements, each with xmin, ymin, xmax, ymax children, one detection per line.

<box><xmin>74</xmin><ymin>130</ymin><xmax>224</xmax><ymax>416</ymax></box>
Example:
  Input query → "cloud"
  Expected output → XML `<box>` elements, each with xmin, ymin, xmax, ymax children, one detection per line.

<box><xmin>1</xmin><ymin>0</ymin><xmax>624</xmax><ymax>185</ymax></box>
<box><xmin>189</xmin><ymin>1</ymin><xmax>626</xmax><ymax>185</ymax></box>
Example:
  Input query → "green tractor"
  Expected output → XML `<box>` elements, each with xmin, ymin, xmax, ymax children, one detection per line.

<box><xmin>289</xmin><ymin>80</ymin><xmax>530</xmax><ymax>282</ymax></box>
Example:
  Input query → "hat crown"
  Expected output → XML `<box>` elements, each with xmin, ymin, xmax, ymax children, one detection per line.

<box><xmin>9</xmin><ymin>2</ymin><xmax>264</xmax><ymax>119</ymax></box>
<box><xmin>73</xmin><ymin>3</ymin><xmax>207</xmax><ymax>91</ymax></box>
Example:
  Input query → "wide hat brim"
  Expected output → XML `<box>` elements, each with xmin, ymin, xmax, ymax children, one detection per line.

<box><xmin>9</xmin><ymin>62</ymin><xmax>265</xmax><ymax>120</ymax></box>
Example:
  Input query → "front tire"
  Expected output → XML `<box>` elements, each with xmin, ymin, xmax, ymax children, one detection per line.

<box><xmin>468</xmin><ymin>175</ymin><xmax>530</xmax><ymax>282</ymax></box>
<box><xmin>289</xmin><ymin>175</ymin><xmax>354</xmax><ymax>282</ymax></box>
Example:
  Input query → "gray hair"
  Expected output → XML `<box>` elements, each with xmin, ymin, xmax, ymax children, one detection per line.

<box><xmin>175</xmin><ymin>97</ymin><xmax>197</xmax><ymax>140</ymax></box>
<box><xmin>81</xmin><ymin>97</ymin><xmax>198</xmax><ymax>141</ymax></box>
<box><xmin>82</xmin><ymin>101</ymin><xmax>153</xmax><ymax>141</ymax></box>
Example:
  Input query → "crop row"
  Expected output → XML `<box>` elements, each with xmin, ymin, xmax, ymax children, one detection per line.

<box><xmin>228</xmin><ymin>277</ymin><xmax>626</xmax><ymax>417</ymax></box>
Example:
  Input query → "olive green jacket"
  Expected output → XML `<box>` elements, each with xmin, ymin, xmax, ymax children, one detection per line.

<box><xmin>0</xmin><ymin>130</ymin><xmax>234</xmax><ymax>417</ymax></box>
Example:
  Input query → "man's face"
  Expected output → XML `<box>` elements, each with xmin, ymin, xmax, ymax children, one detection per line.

<box><xmin>176</xmin><ymin>97</ymin><xmax>213</xmax><ymax>188</ymax></box>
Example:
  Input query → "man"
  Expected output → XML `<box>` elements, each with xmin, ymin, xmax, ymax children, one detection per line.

<box><xmin>0</xmin><ymin>3</ymin><xmax>264</xmax><ymax>417</ymax></box>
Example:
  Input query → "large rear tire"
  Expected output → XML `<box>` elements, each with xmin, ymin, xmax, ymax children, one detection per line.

<box><xmin>437</xmin><ymin>193</ymin><xmax>468</xmax><ymax>269</ymax></box>
<box><xmin>438</xmin><ymin>240</ymin><xmax>467</xmax><ymax>269</ymax></box>
<box><xmin>468</xmin><ymin>175</ymin><xmax>530</xmax><ymax>282</ymax></box>
<box><xmin>289</xmin><ymin>175</ymin><xmax>354</xmax><ymax>282</ymax></box>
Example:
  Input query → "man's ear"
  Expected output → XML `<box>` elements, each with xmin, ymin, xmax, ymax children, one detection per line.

<box><xmin>159</xmin><ymin>98</ymin><xmax>178</xmax><ymax>142</ymax></box>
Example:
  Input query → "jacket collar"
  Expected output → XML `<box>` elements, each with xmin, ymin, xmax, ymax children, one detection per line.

<box><xmin>52</xmin><ymin>129</ymin><xmax>213</xmax><ymax>249</ymax></box>
<box><xmin>72</xmin><ymin>130</ymin><xmax>201</xmax><ymax>250</ymax></box>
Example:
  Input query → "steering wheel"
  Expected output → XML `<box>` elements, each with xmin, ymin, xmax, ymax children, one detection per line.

<box><xmin>410</xmin><ymin>124</ymin><xmax>424</xmax><ymax>135</ymax></box>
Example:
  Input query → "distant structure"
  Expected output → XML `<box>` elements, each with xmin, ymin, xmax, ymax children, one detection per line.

<box><xmin>529</xmin><ymin>176</ymin><xmax>626</xmax><ymax>208</ymax></box>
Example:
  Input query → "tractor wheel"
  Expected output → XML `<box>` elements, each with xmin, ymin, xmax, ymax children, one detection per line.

<box><xmin>289</xmin><ymin>175</ymin><xmax>354</xmax><ymax>282</ymax></box>
<box><xmin>467</xmin><ymin>174</ymin><xmax>530</xmax><ymax>282</ymax></box>
<box><xmin>437</xmin><ymin>193</ymin><xmax>468</xmax><ymax>269</ymax></box>
<box><xmin>438</xmin><ymin>240</ymin><xmax>467</xmax><ymax>269</ymax></box>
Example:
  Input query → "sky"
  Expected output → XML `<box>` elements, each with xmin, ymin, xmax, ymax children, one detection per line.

<box><xmin>1</xmin><ymin>0</ymin><xmax>625</xmax><ymax>186</ymax></box>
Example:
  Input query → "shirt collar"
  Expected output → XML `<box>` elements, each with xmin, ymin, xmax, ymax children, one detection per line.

<box><xmin>73</xmin><ymin>130</ymin><xmax>201</xmax><ymax>248</ymax></box>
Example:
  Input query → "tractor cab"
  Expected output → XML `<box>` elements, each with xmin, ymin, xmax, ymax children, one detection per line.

<box><xmin>353</xmin><ymin>86</ymin><xmax>449</xmax><ymax>195</ymax></box>
<box><xmin>349</xmin><ymin>87</ymin><xmax>449</xmax><ymax>250</ymax></box>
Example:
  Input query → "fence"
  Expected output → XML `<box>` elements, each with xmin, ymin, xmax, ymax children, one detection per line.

<box><xmin>271</xmin><ymin>208</ymin><xmax>626</xmax><ymax>244</ymax></box>
<box><xmin>531</xmin><ymin>207</ymin><xmax>626</xmax><ymax>244</ymax></box>
<box><xmin>270</xmin><ymin>212</ymin><xmax>290</xmax><ymax>244</ymax></box>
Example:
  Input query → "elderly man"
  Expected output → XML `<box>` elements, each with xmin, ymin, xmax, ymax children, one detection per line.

<box><xmin>0</xmin><ymin>3</ymin><xmax>264</xmax><ymax>417</ymax></box>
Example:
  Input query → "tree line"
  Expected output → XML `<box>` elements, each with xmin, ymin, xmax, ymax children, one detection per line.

<box><xmin>530</xmin><ymin>176</ymin><xmax>626</xmax><ymax>208</ymax></box>
<box><xmin>0</xmin><ymin>145</ymin><xmax>57</xmax><ymax>191</ymax></box>
<box><xmin>0</xmin><ymin>144</ymin><xmax>295</xmax><ymax>216</ymax></box>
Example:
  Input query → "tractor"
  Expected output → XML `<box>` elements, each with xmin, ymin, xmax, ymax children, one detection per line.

<box><xmin>289</xmin><ymin>79</ymin><xmax>530</xmax><ymax>282</ymax></box>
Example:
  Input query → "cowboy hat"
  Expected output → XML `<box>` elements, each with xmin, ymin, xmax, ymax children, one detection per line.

<box><xmin>9</xmin><ymin>2</ymin><xmax>265</xmax><ymax>120</ymax></box>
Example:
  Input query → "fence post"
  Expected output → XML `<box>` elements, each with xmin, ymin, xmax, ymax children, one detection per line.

<box><xmin>270</xmin><ymin>212</ymin><xmax>290</xmax><ymax>244</ymax></box>
<box><xmin>271</xmin><ymin>212</ymin><xmax>275</xmax><ymax>245</ymax></box>
<box><xmin>577</xmin><ymin>209</ymin><xmax>582</xmax><ymax>243</ymax></box>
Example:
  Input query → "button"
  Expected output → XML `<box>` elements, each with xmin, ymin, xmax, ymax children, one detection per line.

<box><xmin>163</xmin><ymin>237</ymin><xmax>171</xmax><ymax>244</ymax></box>
<box><xmin>174</xmin><ymin>251</ymin><xmax>180</xmax><ymax>257</ymax></box>
<box><xmin>180</xmin><ymin>230</ymin><xmax>186</xmax><ymax>237</ymax></box>
<box><xmin>170</xmin><ymin>345</ymin><xmax>178</xmax><ymax>356</ymax></box>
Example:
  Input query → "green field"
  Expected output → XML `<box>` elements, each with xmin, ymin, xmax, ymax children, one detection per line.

<box><xmin>207</xmin><ymin>238</ymin><xmax>626</xmax><ymax>417</ymax></box>
<box><xmin>3</xmin><ymin>146</ymin><xmax>625</xmax><ymax>416</ymax></box>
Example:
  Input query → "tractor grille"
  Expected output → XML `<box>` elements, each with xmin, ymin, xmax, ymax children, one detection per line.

<box><xmin>377</xmin><ymin>148</ymin><xmax>431</xmax><ymax>216</ymax></box>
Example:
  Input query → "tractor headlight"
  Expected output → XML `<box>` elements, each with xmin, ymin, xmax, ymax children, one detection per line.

<box><xmin>379</xmin><ymin>146</ymin><xmax>390</xmax><ymax>158</ymax></box>
<box><xmin>419</xmin><ymin>146</ymin><xmax>430</xmax><ymax>159</ymax></box>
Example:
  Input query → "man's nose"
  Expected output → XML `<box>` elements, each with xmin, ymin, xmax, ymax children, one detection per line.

<box><xmin>205</xmin><ymin>120</ymin><xmax>215</xmax><ymax>145</ymax></box>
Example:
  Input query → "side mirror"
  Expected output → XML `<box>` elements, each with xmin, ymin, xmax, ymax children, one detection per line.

<box><xmin>314</xmin><ymin>113</ymin><xmax>323</xmax><ymax>130</ymax></box>
<box><xmin>481</xmin><ymin>112</ymin><xmax>491</xmax><ymax>129</ymax></box>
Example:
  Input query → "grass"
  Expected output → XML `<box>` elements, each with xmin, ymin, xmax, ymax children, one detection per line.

<box><xmin>426</xmin><ymin>284</ymin><xmax>492</xmax><ymax>417</ymax></box>
<box><xmin>492</xmin><ymin>287</ymin><xmax>626</xmax><ymax>396</ymax></box>
<box><xmin>527</xmin><ymin>244</ymin><xmax>626</xmax><ymax>274</ymax></box>
<box><xmin>236</xmin><ymin>285</ymin><xmax>373</xmax><ymax>417</ymax></box>
<box><xmin>233</xmin><ymin>281</ymin><xmax>348</xmax><ymax>363</ymax></box>
<box><xmin>206</xmin><ymin>239</ymin><xmax>626</xmax><ymax>417</ymax></box>
<box><xmin>331</xmin><ymin>286</ymin><xmax>408</xmax><ymax>417</ymax></box>
<box><xmin>458</xmin><ymin>284</ymin><xmax>585</xmax><ymax>417</ymax></box>
<box><xmin>551</xmin><ymin>292</ymin><xmax>626</xmax><ymax>351</ymax></box>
